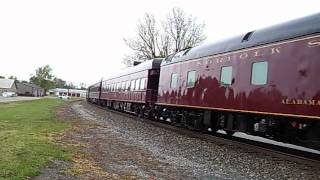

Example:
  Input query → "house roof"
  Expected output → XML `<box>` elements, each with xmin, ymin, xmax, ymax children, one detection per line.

<box><xmin>16</xmin><ymin>82</ymin><xmax>44</xmax><ymax>90</ymax></box>
<box><xmin>0</xmin><ymin>79</ymin><xmax>15</xmax><ymax>89</ymax></box>
<box><xmin>21</xmin><ymin>82</ymin><xmax>43</xmax><ymax>89</ymax></box>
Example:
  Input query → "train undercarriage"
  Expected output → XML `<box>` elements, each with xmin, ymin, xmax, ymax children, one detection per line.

<box><xmin>87</xmin><ymin>98</ymin><xmax>320</xmax><ymax>150</ymax></box>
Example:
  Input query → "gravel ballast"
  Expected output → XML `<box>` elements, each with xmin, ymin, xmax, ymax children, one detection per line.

<box><xmin>36</xmin><ymin>101</ymin><xmax>320</xmax><ymax>179</ymax></box>
<box><xmin>70</xmin><ymin>101</ymin><xmax>320</xmax><ymax>179</ymax></box>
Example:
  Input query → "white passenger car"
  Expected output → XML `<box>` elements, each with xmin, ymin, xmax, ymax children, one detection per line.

<box><xmin>2</xmin><ymin>92</ymin><xmax>17</xmax><ymax>97</ymax></box>
<box><xmin>58</xmin><ymin>94</ymin><xmax>70</xmax><ymax>100</ymax></box>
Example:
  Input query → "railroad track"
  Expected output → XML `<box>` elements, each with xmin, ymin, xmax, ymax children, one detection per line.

<box><xmin>86</xmin><ymin>101</ymin><xmax>320</xmax><ymax>168</ymax></box>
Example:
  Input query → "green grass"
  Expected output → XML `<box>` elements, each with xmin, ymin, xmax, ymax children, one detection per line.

<box><xmin>0</xmin><ymin>99</ymin><xmax>72</xmax><ymax>180</ymax></box>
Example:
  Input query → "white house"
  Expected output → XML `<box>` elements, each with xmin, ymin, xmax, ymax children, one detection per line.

<box><xmin>0</xmin><ymin>79</ymin><xmax>17</xmax><ymax>96</ymax></box>
<box><xmin>49</xmin><ymin>88</ymin><xmax>87</xmax><ymax>98</ymax></box>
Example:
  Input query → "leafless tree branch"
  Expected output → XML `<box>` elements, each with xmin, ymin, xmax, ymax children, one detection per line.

<box><xmin>123</xmin><ymin>8</ymin><xmax>206</xmax><ymax>66</ymax></box>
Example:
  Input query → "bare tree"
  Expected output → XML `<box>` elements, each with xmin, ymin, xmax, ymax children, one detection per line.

<box><xmin>123</xmin><ymin>8</ymin><xmax>206</xmax><ymax>66</ymax></box>
<box><xmin>122</xmin><ymin>53</ymin><xmax>142</xmax><ymax>67</ymax></box>
<box><xmin>163</xmin><ymin>8</ymin><xmax>206</xmax><ymax>52</ymax></box>
<box><xmin>124</xmin><ymin>13</ymin><xmax>159</xmax><ymax>64</ymax></box>
<box><xmin>157</xmin><ymin>33</ymin><xmax>172</xmax><ymax>58</ymax></box>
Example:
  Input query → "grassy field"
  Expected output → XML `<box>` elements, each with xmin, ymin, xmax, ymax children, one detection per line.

<box><xmin>0</xmin><ymin>99</ymin><xmax>72</xmax><ymax>180</ymax></box>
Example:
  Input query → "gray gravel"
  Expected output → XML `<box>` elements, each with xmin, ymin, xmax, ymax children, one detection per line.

<box><xmin>72</xmin><ymin>101</ymin><xmax>320</xmax><ymax>179</ymax></box>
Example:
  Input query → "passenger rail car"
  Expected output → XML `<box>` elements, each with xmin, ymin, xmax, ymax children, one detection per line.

<box><xmin>87</xmin><ymin>82</ymin><xmax>101</xmax><ymax>104</ymax></box>
<box><xmin>88</xmin><ymin>59</ymin><xmax>162</xmax><ymax>114</ymax></box>
<box><xmin>88</xmin><ymin>13</ymin><xmax>320</xmax><ymax>150</ymax></box>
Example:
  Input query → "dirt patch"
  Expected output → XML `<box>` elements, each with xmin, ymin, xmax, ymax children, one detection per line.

<box><xmin>34</xmin><ymin>101</ymin><xmax>180</xmax><ymax>179</ymax></box>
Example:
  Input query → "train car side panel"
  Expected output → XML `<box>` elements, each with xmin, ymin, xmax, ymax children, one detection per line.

<box><xmin>157</xmin><ymin>34</ymin><xmax>320</xmax><ymax>119</ymax></box>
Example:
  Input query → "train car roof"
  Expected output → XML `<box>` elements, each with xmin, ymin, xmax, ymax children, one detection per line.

<box><xmin>103</xmin><ymin>58</ymin><xmax>163</xmax><ymax>81</ymax></box>
<box><xmin>88</xmin><ymin>82</ymin><xmax>100</xmax><ymax>88</ymax></box>
<box><xmin>162</xmin><ymin>13</ymin><xmax>320</xmax><ymax>66</ymax></box>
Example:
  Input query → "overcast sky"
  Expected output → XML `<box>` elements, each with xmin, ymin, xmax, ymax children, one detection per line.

<box><xmin>0</xmin><ymin>0</ymin><xmax>319</xmax><ymax>87</ymax></box>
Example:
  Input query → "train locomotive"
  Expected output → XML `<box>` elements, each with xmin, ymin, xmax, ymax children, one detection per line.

<box><xmin>87</xmin><ymin>13</ymin><xmax>320</xmax><ymax>150</ymax></box>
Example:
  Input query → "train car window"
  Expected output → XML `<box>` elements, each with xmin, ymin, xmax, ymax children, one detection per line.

<box><xmin>242</xmin><ymin>31</ymin><xmax>254</xmax><ymax>42</ymax></box>
<box><xmin>140</xmin><ymin>78</ymin><xmax>146</xmax><ymax>90</ymax></box>
<box><xmin>121</xmin><ymin>82</ymin><xmax>126</xmax><ymax>90</ymax></box>
<box><xmin>183</xmin><ymin>48</ymin><xmax>192</xmax><ymax>56</ymax></box>
<box><xmin>113</xmin><ymin>83</ymin><xmax>117</xmax><ymax>91</ymax></box>
<box><xmin>187</xmin><ymin>71</ymin><xmax>197</xmax><ymax>88</ymax></box>
<box><xmin>220</xmin><ymin>66</ymin><xmax>233</xmax><ymax>85</ymax></box>
<box><xmin>117</xmin><ymin>82</ymin><xmax>121</xmax><ymax>91</ymax></box>
<box><xmin>131</xmin><ymin>80</ymin><xmax>135</xmax><ymax>91</ymax></box>
<box><xmin>143</xmin><ymin>78</ymin><xmax>147</xmax><ymax>89</ymax></box>
<box><xmin>126</xmin><ymin>81</ymin><xmax>130</xmax><ymax>91</ymax></box>
<box><xmin>135</xmin><ymin>79</ymin><xmax>141</xmax><ymax>90</ymax></box>
<box><xmin>251</xmin><ymin>61</ymin><xmax>268</xmax><ymax>85</ymax></box>
<box><xmin>171</xmin><ymin>73</ymin><xmax>178</xmax><ymax>89</ymax></box>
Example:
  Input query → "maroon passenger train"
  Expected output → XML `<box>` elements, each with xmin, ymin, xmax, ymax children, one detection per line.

<box><xmin>87</xmin><ymin>13</ymin><xmax>320</xmax><ymax>150</ymax></box>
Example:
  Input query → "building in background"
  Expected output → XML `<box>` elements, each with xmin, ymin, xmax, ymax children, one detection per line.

<box><xmin>49</xmin><ymin>88</ymin><xmax>87</xmax><ymax>98</ymax></box>
<box><xmin>0</xmin><ymin>79</ymin><xmax>17</xmax><ymax>96</ymax></box>
<box><xmin>16</xmin><ymin>82</ymin><xmax>45</xmax><ymax>97</ymax></box>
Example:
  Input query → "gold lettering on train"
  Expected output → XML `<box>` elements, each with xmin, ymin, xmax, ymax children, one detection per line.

<box><xmin>203</xmin><ymin>59</ymin><xmax>208</xmax><ymax>65</ymax></box>
<box><xmin>296</xmin><ymin>99</ymin><xmax>301</xmax><ymax>104</ymax></box>
<box><xmin>281</xmin><ymin>99</ymin><xmax>320</xmax><ymax>106</ymax></box>
<box><xmin>292</xmin><ymin>99</ymin><xmax>297</xmax><ymax>104</ymax></box>
<box><xmin>197</xmin><ymin>46</ymin><xmax>282</xmax><ymax>66</ymax></box>
<box><xmin>216</xmin><ymin>57</ymin><xmax>224</xmax><ymax>63</ymax></box>
<box><xmin>308</xmin><ymin>40</ymin><xmax>320</xmax><ymax>47</ymax></box>
<box><xmin>254</xmin><ymin>50</ymin><xmax>264</xmax><ymax>57</ymax></box>
<box><xmin>239</xmin><ymin>53</ymin><xmax>249</xmax><ymax>59</ymax></box>
<box><xmin>271</xmin><ymin>47</ymin><xmax>281</xmax><ymax>54</ymax></box>
<box><xmin>308</xmin><ymin>100</ymin><xmax>316</xmax><ymax>105</ymax></box>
